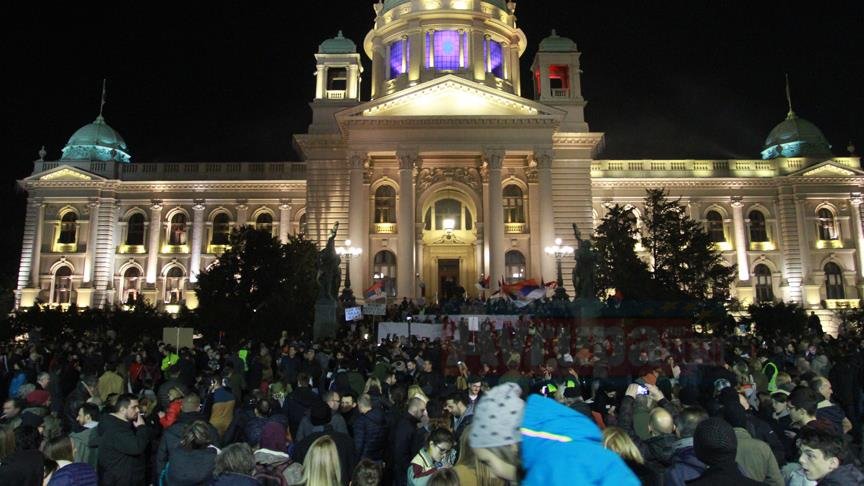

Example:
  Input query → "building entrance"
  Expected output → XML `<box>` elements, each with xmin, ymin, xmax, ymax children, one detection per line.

<box><xmin>438</xmin><ymin>259</ymin><xmax>461</xmax><ymax>300</ymax></box>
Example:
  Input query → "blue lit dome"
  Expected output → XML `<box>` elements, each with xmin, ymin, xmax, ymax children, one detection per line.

<box><xmin>381</xmin><ymin>0</ymin><xmax>509</xmax><ymax>13</ymax></box>
<box><xmin>761</xmin><ymin>113</ymin><xmax>832</xmax><ymax>160</ymax></box>
<box><xmin>319</xmin><ymin>31</ymin><xmax>357</xmax><ymax>54</ymax></box>
<box><xmin>61</xmin><ymin>115</ymin><xmax>131</xmax><ymax>163</ymax></box>
<box><xmin>538</xmin><ymin>29</ymin><xmax>578</xmax><ymax>52</ymax></box>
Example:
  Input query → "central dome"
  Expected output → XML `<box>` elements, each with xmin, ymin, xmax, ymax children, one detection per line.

<box><xmin>761</xmin><ymin>113</ymin><xmax>832</xmax><ymax>160</ymax></box>
<box><xmin>61</xmin><ymin>115</ymin><xmax>131</xmax><ymax>163</ymax></box>
<box><xmin>381</xmin><ymin>0</ymin><xmax>509</xmax><ymax>13</ymax></box>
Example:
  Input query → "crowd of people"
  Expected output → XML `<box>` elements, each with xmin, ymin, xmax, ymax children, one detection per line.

<box><xmin>0</xmin><ymin>311</ymin><xmax>863</xmax><ymax>485</ymax></box>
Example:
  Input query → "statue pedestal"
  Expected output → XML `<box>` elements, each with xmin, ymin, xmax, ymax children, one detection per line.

<box><xmin>314</xmin><ymin>300</ymin><xmax>339</xmax><ymax>341</ymax></box>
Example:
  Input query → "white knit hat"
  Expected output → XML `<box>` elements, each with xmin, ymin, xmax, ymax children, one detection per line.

<box><xmin>469</xmin><ymin>383</ymin><xmax>525</xmax><ymax>448</ymax></box>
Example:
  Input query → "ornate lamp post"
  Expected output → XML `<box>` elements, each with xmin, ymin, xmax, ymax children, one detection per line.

<box><xmin>336</xmin><ymin>240</ymin><xmax>362</xmax><ymax>306</ymax></box>
<box><xmin>545</xmin><ymin>237</ymin><xmax>574</xmax><ymax>300</ymax></box>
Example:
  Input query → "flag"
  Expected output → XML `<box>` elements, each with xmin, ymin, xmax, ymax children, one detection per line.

<box><xmin>364</xmin><ymin>281</ymin><xmax>384</xmax><ymax>300</ymax></box>
<box><xmin>475</xmin><ymin>274</ymin><xmax>491</xmax><ymax>290</ymax></box>
<box><xmin>501</xmin><ymin>278</ymin><xmax>543</xmax><ymax>300</ymax></box>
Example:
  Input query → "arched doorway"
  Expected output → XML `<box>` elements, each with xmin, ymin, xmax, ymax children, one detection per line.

<box><xmin>419</xmin><ymin>188</ymin><xmax>479</xmax><ymax>301</ymax></box>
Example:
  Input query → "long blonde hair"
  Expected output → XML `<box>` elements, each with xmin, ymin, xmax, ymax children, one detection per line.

<box><xmin>602</xmin><ymin>426</ymin><xmax>644</xmax><ymax>464</ymax></box>
<box><xmin>303</xmin><ymin>435</ymin><xmax>341</xmax><ymax>486</ymax></box>
<box><xmin>456</xmin><ymin>425</ymin><xmax>505</xmax><ymax>486</ymax></box>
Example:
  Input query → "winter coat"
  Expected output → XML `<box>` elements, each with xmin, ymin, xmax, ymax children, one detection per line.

<box><xmin>353</xmin><ymin>406</ymin><xmax>388</xmax><ymax>462</ymax></box>
<box><xmin>663</xmin><ymin>439</ymin><xmax>706</xmax><ymax>486</ymax></box>
<box><xmin>295</xmin><ymin>413</ymin><xmax>347</xmax><ymax>442</ymax></box>
<box><xmin>687</xmin><ymin>460</ymin><xmax>769</xmax><ymax>486</ymax></box>
<box><xmin>209</xmin><ymin>472</ymin><xmax>261</xmax><ymax>486</ymax></box>
<box><xmin>96</xmin><ymin>370</ymin><xmax>124</xmax><ymax>402</ymax></box>
<box><xmin>818</xmin><ymin>463</ymin><xmax>864</xmax><ymax>485</ymax></box>
<box><xmin>733</xmin><ymin>427</ymin><xmax>782</xmax><ymax>486</ymax></box>
<box><xmin>64</xmin><ymin>381</ymin><xmax>92</xmax><ymax>430</ymax></box>
<box><xmin>96</xmin><ymin>414</ymin><xmax>153</xmax><ymax>486</ymax></box>
<box><xmin>0</xmin><ymin>449</ymin><xmax>44</xmax><ymax>486</ymax></box>
<box><xmin>210</xmin><ymin>388</ymin><xmax>236</xmax><ymax>439</ymax></box>
<box><xmin>407</xmin><ymin>448</ymin><xmax>442</xmax><ymax>486</ymax></box>
<box><xmin>47</xmin><ymin>462</ymin><xmax>98</xmax><ymax>486</ymax></box>
<box><xmin>156</xmin><ymin>411</ymin><xmax>219</xmax><ymax>478</ymax></box>
<box><xmin>816</xmin><ymin>402</ymin><xmax>847</xmax><ymax>436</ymax></box>
<box><xmin>69</xmin><ymin>425</ymin><xmax>99</xmax><ymax>468</ymax></box>
<box><xmin>389</xmin><ymin>413</ymin><xmax>425</xmax><ymax>486</ymax></box>
<box><xmin>164</xmin><ymin>446</ymin><xmax>218</xmax><ymax>486</ymax></box>
<box><xmin>243</xmin><ymin>414</ymin><xmax>289</xmax><ymax>447</ymax></box>
<box><xmin>161</xmin><ymin>399</ymin><xmax>184</xmax><ymax>429</ymax></box>
<box><xmin>519</xmin><ymin>394</ymin><xmax>639</xmax><ymax>486</ymax></box>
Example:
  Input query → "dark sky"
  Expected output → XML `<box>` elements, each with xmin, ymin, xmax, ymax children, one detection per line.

<box><xmin>2</xmin><ymin>1</ymin><xmax>863</xmax><ymax>283</ymax></box>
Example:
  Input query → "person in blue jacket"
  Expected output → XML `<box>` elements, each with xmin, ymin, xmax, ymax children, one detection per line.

<box><xmin>468</xmin><ymin>382</ymin><xmax>640</xmax><ymax>485</ymax></box>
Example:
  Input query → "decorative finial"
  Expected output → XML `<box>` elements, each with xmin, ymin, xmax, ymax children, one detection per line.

<box><xmin>551</xmin><ymin>29</ymin><xmax>557</xmax><ymax>37</ymax></box>
<box><xmin>38</xmin><ymin>145</ymin><xmax>47</xmax><ymax>161</ymax></box>
<box><xmin>785</xmin><ymin>73</ymin><xmax>795</xmax><ymax>120</ymax></box>
<box><xmin>337</xmin><ymin>30</ymin><xmax>343</xmax><ymax>38</ymax></box>
<box><xmin>507</xmin><ymin>1</ymin><xmax>516</xmax><ymax>13</ymax></box>
<box><xmin>98</xmin><ymin>78</ymin><xmax>107</xmax><ymax>121</ymax></box>
<box><xmin>848</xmin><ymin>141</ymin><xmax>856</xmax><ymax>155</ymax></box>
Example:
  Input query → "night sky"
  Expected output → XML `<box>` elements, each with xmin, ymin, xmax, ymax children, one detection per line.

<box><xmin>3</xmin><ymin>1</ymin><xmax>863</xmax><ymax>287</ymax></box>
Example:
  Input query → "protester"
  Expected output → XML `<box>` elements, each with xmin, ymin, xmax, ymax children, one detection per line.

<box><xmin>161</xmin><ymin>420</ymin><xmax>219</xmax><ymax>485</ymax></box>
<box><xmin>302</xmin><ymin>435</ymin><xmax>342</xmax><ymax>486</ymax></box>
<box><xmin>43</xmin><ymin>435</ymin><xmax>98</xmax><ymax>486</ymax></box>
<box><xmin>211</xmin><ymin>443</ymin><xmax>260</xmax><ymax>485</ymax></box>
<box><xmin>95</xmin><ymin>393</ymin><xmax>152</xmax><ymax>486</ymax></box>
<box><xmin>408</xmin><ymin>427</ymin><xmax>454</xmax><ymax>486</ymax></box>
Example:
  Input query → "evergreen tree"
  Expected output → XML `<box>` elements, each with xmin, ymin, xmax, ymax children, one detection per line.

<box><xmin>593</xmin><ymin>203</ymin><xmax>652</xmax><ymax>300</ymax></box>
<box><xmin>642</xmin><ymin>188</ymin><xmax>736</xmax><ymax>302</ymax></box>
<box><xmin>196</xmin><ymin>228</ymin><xmax>319</xmax><ymax>341</ymax></box>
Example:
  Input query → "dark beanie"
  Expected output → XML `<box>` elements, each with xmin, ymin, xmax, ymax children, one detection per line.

<box><xmin>722</xmin><ymin>400</ymin><xmax>749</xmax><ymax>429</ymax></box>
<box><xmin>693</xmin><ymin>417</ymin><xmax>737</xmax><ymax>466</ymax></box>
<box><xmin>310</xmin><ymin>399</ymin><xmax>332</xmax><ymax>427</ymax></box>
<box><xmin>259</xmin><ymin>421</ymin><xmax>287</xmax><ymax>452</ymax></box>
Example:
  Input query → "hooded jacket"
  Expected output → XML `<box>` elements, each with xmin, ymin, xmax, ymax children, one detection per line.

<box><xmin>818</xmin><ymin>463</ymin><xmax>864</xmax><ymax>485</ymax></box>
<box><xmin>163</xmin><ymin>446</ymin><xmax>218</xmax><ymax>485</ymax></box>
<box><xmin>519</xmin><ymin>394</ymin><xmax>639</xmax><ymax>486</ymax></box>
<box><xmin>662</xmin><ymin>438</ymin><xmax>706</xmax><ymax>486</ymax></box>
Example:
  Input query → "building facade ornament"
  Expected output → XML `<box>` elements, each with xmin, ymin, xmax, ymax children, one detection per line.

<box><xmin>416</xmin><ymin>167</ymin><xmax>483</xmax><ymax>195</ymax></box>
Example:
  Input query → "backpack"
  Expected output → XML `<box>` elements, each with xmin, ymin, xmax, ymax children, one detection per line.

<box><xmin>253</xmin><ymin>460</ymin><xmax>294</xmax><ymax>486</ymax></box>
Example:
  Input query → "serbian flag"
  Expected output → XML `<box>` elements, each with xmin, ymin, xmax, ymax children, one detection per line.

<box><xmin>501</xmin><ymin>279</ymin><xmax>544</xmax><ymax>300</ymax></box>
<box><xmin>364</xmin><ymin>281</ymin><xmax>384</xmax><ymax>300</ymax></box>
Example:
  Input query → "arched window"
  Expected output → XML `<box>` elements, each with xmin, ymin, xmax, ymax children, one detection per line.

<box><xmin>169</xmin><ymin>214</ymin><xmax>187</xmax><ymax>245</ymax></box>
<box><xmin>503</xmin><ymin>185</ymin><xmax>525</xmax><ymax>224</ymax></box>
<box><xmin>373</xmin><ymin>251</ymin><xmax>397</xmax><ymax>298</ymax></box>
<box><xmin>817</xmin><ymin>208</ymin><xmax>838</xmax><ymax>241</ymax></box>
<box><xmin>126</xmin><ymin>213</ymin><xmax>145</xmax><ymax>246</ymax></box>
<box><xmin>754</xmin><ymin>264</ymin><xmax>774</xmax><ymax>302</ymax></box>
<box><xmin>825</xmin><ymin>262</ymin><xmax>845</xmax><ymax>299</ymax></box>
<box><xmin>58</xmin><ymin>212</ymin><xmax>77</xmax><ymax>244</ymax></box>
<box><xmin>122</xmin><ymin>267</ymin><xmax>141</xmax><ymax>305</ymax></box>
<box><xmin>434</xmin><ymin>199</ymin><xmax>462</xmax><ymax>230</ymax></box>
<box><xmin>165</xmin><ymin>267</ymin><xmax>185</xmax><ymax>304</ymax></box>
<box><xmin>505</xmin><ymin>251</ymin><xmax>526</xmax><ymax>283</ymax></box>
<box><xmin>298</xmin><ymin>214</ymin><xmax>307</xmax><ymax>235</ymax></box>
<box><xmin>374</xmin><ymin>186</ymin><xmax>396</xmax><ymax>223</ymax></box>
<box><xmin>211</xmin><ymin>213</ymin><xmax>231</xmax><ymax>245</ymax></box>
<box><xmin>256</xmin><ymin>213</ymin><xmax>273</xmax><ymax>233</ymax></box>
<box><xmin>748</xmin><ymin>211</ymin><xmax>768</xmax><ymax>243</ymax></box>
<box><xmin>53</xmin><ymin>266</ymin><xmax>72</xmax><ymax>304</ymax></box>
<box><xmin>706</xmin><ymin>211</ymin><xmax>725</xmax><ymax>243</ymax></box>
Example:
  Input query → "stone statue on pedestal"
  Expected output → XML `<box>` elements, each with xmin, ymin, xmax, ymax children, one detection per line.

<box><xmin>571</xmin><ymin>223</ymin><xmax>597</xmax><ymax>300</ymax></box>
<box><xmin>317</xmin><ymin>222</ymin><xmax>341</xmax><ymax>303</ymax></box>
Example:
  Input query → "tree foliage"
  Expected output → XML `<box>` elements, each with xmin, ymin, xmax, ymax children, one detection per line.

<box><xmin>743</xmin><ymin>301</ymin><xmax>808</xmax><ymax>337</ymax></box>
<box><xmin>642</xmin><ymin>188</ymin><xmax>736</xmax><ymax>302</ymax></box>
<box><xmin>593</xmin><ymin>203</ymin><xmax>652</xmax><ymax>300</ymax></box>
<box><xmin>196</xmin><ymin>228</ymin><xmax>319</xmax><ymax>341</ymax></box>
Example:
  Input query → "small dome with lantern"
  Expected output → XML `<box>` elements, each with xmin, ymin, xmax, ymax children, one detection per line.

<box><xmin>319</xmin><ymin>31</ymin><xmax>357</xmax><ymax>54</ymax></box>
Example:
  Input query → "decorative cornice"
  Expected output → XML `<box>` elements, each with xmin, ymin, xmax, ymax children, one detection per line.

<box><xmin>348</xmin><ymin>152</ymin><xmax>367</xmax><ymax>170</ymax></box>
<box><xmin>344</xmin><ymin>117</ymin><xmax>560</xmax><ymax>129</ymax></box>
<box><xmin>417</xmin><ymin>167</ymin><xmax>483</xmax><ymax>195</ymax></box>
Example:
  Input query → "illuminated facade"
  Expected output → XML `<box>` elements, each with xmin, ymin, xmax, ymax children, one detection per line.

<box><xmin>15</xmin><ymin>0</ymin><xmax>863</xmax><ymax>331</ymax></box>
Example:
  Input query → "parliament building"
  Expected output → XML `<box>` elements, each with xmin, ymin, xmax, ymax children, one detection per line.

<box><xmin>15</xmin><ymin>0</ymin><xmax>863</xmax><ymax>332</ymax></box>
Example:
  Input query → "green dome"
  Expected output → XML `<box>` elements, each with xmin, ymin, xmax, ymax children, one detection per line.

<box><xmin>319</xmin><ymin>31</ymin><xmax>357</xmax><ymax>54</ymax></box>
<box><xmin>761</xmin><ymin>113</ymin><xmax>832</xmax><ymax>160</ymax></box>
<box><xmin>61</xmin><ymin>115</ymin><xmax>131</xmax><ymax>163</ymax></box>
<box><xmin>539</xmin><ymin>30</ymin><xmax>578</xmax><ymax>52</ymax></box>
<box><xmin>381</xmin><ymin>0</ymin><xmax>509</xmax><ymax>13</ymax></box>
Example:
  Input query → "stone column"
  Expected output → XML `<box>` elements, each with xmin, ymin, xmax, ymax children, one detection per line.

<box><xmin>509</xmin><ymin>44</ymin><xmax>521</xmax><ymax>95</ymax></box>
<box><xmin>485</xmin><ymin>148</ymin><xmax>506</xmax><ymax>290</ymax></box>
<box><xmin>535</xmin><ymin>150</ymin><xmax>556</xmax><ymax>283</ymax></box>
<box><xmin>471</xmin><ymin>29</ymin><xmax>486</xmax><ymax>80</ymax></box>
<box><xmin>16</xmin><ymin>198</ymin><xmax>44</xmax><ymax>306</ymax></box>
<box><xmin>795</xmin><ymin>196</ymin><xmax>811</xmax><ymax>280</ymax></box>
<box><xmin>481</xmin><ymin>163</ymin><xmax>490</xmax><ymax>277</ymax></box>
<box><xmin>189</xmin><ymin>201</ymin><xmax>205</xmax><ymax>283</ymax></box>
<box><xmin>29</xmin><ymin>199</ymin><xmax>46</xmax><ymax>289</ymax></box>
<box><xmin>348</xmin><ymin>153</ymin><xmax>368</xmax><ymax>292</ymax></box>
<box><xmin>315</xmin><ymin>65</ymin><xmax>325</xmax><ymax>99</ymax></box>
<box><xmin>83</xmin><ymin>199</ymin><xmax>100</xmax><ymax>284</ymax></box>
<box><xmin>146</xmin><ymin>201</ymin><xmax>163</xmax><ymax>284</ymax></box>
<box><xmin>427</xmin><ymin>30</ymin><xmax>435</xmax><ymax>69</ymax></box>
<box><xmin>279</xmin><ymin>201</ymin><xmax>292</xmax><ymax>244</ymax></box>
<box><xmin>397</xmin><ymin>150</ymin><xmax>420</xmax><ymax>298</ymax></box>
<box><xmin>850</xmin><ymin>193</ymin><xmax>864</xmax><ymax>279</ymax></box>
<box><xmin>731</xmin><ymin>196</ymin><xmax>750</xmax><ymax>281</ymax></box>
<box><xmin>236</xmin><ymin>201</ymin><xmax>249</xmax><ymax>228</ymax></box>
<box><xmin>348</xmin><ymin>65</ymin><xmax>359</xmax><ymax>100</ymax></box>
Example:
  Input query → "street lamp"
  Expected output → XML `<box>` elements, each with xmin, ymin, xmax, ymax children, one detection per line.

<box><xmin>336</xmin><ymin>239</ymin><xmax>362</xmax><ymax>305</ymax></box>
<box><xmin>545</xmin><ymin>237</ymin><xmax>574</xmax><ymax>300</ymax></box>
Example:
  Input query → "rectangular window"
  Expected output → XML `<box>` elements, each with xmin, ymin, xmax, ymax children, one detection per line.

<box><xmin>489</xmin><ymin>41</ymin><xmax>504</xmax><ymax>78</ymax></box>
<box><xmin>389</xmin><ymin>39</ymin><xmax>407</xmax><ymax>79</ymax></box>
<box><xmin>433</xmin><ymin>30</ymin><xmax>461</xmax><ymax>70</ymax></box>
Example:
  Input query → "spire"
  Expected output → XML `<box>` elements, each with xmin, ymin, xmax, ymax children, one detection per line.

<box><xmin>785</xmin><ymin>73</ymin><xmax>796</xmax><ymax>120</ymax></box>
<box><xmin>97</xmin><ymin>78</ymin><xmax>107</xmax><ymax>122</ymax></box>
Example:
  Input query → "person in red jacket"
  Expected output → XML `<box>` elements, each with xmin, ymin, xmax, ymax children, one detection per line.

<box><xmin>159</xmin><ymin>387</ymin><xmax>185</xmax><ymax>429</ymax></box>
